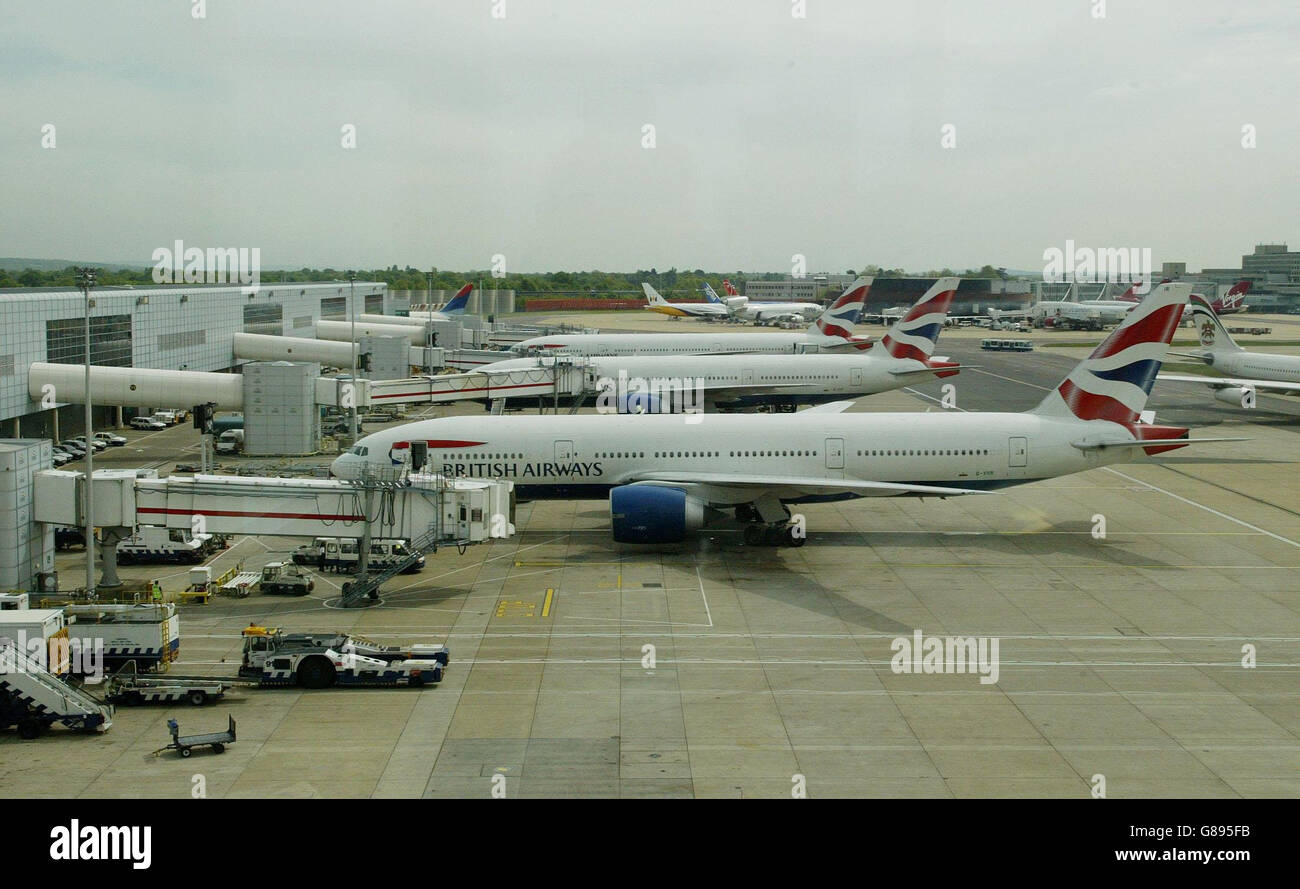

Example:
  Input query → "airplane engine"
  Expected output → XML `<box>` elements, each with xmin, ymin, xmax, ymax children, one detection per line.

<box><xmin>1214</xmin><ymin>386</ymin><xmax>1256</xmax><ymax>409</ymax></box>
<box><xmin>615</xmin><ymin>391</ymin><xmax>664</xmax><ymax>414</ymax></box>
<box><xmin>610</xmin><ymin>485</ymin><xmax>706</xmax><ymax>543</ymax></box>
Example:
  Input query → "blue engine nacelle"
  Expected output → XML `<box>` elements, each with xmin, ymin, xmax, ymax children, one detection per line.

<box><xmin>609</xmin><ymin>485</ymin><xmax>706</xmax><ymax>544</ymax></box>
<box><xmin>616</xmin><ymin>391</ymin><xmax>663</xmax><ymax>414</ymax></box>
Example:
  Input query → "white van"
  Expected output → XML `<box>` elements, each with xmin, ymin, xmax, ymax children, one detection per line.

<box><xmin>292</xmin><ymin>537</ymin><xmax>425</xmax><ymax>574</ymax></box>
<box><xmin>214</xmin><ymin>429</ymin><xmax>244</xmax><ymax>454</ymax></box>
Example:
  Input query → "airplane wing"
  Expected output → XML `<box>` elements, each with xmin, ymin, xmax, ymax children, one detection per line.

<box><xmin>1157</xmin><ymin>373</ymin><xmax>1300</xmax><ymax>396</ymax></box>
<box><xmin>1069</xmin><ymin>436</ymin><xmax>1248</xmax><ymax>451</ymax></box>
<box><xmin>887</xmin><ymin>364</ymin><xmax>975</xmax><ymax>377</ymax></box>
<box><xmin>624</xmin><ymin>471</ymin><xmax>988</xmax><ymax>500</ymax></box>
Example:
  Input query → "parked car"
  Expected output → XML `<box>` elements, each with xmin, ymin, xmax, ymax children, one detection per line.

<box><xmin>93</xmin><ymin>432</ymin><xmax>128</xmax><ymax>447</ymax></box>
<box><xmin>130</xmin><ymin>416</ymin><xmax>167</xmax><ymax>430</ymax></box>
<box><xmin>71</xmin><ymin>435</ymin><xmax>108</xmax><ymax>452</ymax></box>
<box><xmin>51</xmin><ymin>451</ymin><xmax>72</xmax><ymax>467</ymax></box>
<box><xmin>57</xmin><ymin>442</ymin><xmax>86</xmax><ymax>458</ymax></box>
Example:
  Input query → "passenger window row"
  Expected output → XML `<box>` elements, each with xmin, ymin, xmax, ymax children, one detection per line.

<box><xmin>855</xmin><ymin>448</ymin><xmax>990</xmax><ymax>456</ymax></box>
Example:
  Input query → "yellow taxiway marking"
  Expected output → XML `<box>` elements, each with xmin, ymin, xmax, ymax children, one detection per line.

<box><xmin>542</xmin><ymin>588</ymin><xmax>555</xmax><ymax>617</ymax></box>
<box><xmin>496</xmin><ymin>599</ymin><xmax>536</xmax><ymax>618</ymax></box>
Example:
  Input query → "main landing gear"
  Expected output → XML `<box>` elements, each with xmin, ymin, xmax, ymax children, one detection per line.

<box><xmin>736</xmin><ymin>503</ymin><xmax>806</xmax><ymax>547</ymax></box>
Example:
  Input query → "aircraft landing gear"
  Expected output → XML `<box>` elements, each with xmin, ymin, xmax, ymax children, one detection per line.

<box><xmin>735</xmin><ymin>503</ymin><xmax>761</xmax><ymax>523</ymax></box>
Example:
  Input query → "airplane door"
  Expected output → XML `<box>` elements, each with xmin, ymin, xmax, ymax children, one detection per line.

<box><xmin>825</xmin><ymin>437</ymin><xmax>845</xmax><ymax>477</ymax></box>
<box><xmin>850</xmin><ymin>367</ymin><xmax>863</xmax><ymax>388</ymax></box>
<box><xmin>1008</xmin><ymin>436</ymin><xmax>1028</xmax><ymax>468</ymax></box>
<box><xmin>555</xmin><ymin>440</ymin><xmax>574</xmax><ymax>461</ymax></box>
<box><xmin>742</xmin><ymin>368</ymin><xmax>755</xmax><ymax>385</ymax></box>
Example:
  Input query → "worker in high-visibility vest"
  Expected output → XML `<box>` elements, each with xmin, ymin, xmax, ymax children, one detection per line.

<box><xmin>151</xmin><ymin>580</ymin><xmax>162</xmax><ymax>603</ymax></box>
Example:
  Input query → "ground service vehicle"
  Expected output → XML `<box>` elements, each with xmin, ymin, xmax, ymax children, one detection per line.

<box><xmin>291</xmin><ymin>537</ymin><xmax>425</xmax><ymax>573</ymax></box>
<box><xmin>117</xmin><ymin>527</ymin><xmax>212</xmax><ymax>564</ymax></box>
<box><xmin>259</xmin><ymin>562</ymin><xmax>315</xmax><ymax>596</ymax></box>
<box><xmin>130</xmin><ymin>416</ymin><xmax>166</xmax><ymax>430</ymax></box>
<box><xmin>214</xmin><ymin>429</ymin><xmax>244</xmax><ymax>454</ymax></box>
<box><xmin>239</xmin><ymin>626</ymin><xmax>447</xmax><ymax>688</ymax></box>
<box><xmin>162</xmin><ymin>715</ymin><xmax>235</xmax><ymax>757</ymax></box>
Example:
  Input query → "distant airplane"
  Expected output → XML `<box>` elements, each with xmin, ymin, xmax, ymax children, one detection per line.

<box><xmin>643</xmin><ymin>282</ymin><xmax>730</xmax><ymax>319</ymax></box>
<box><xmin>704</xmin><ymin>282</ymin><xmax>822</xmax><ymax>322</ymax></box>
<box><xmin>509</xmin><ymin>277</ymin><xmax>877</xmax><ymax>357</ymax></box>
<box><xmin>1114</xmin><ymin>279</ymin><xmax>1250</xmax><ymax>316</ymax></box>
<box><xmin>483</xmin><ymin>278</ymin><xmax>962</xmax><ymax>412</ymax></box>
<box><xmin>1157</xmin><ymin>293</ymin><xmax>1299</xmax><ymax>409</ymax></box>
<box><xmin>406</xmin><ymin>283</ymin><xmax>473</xmax><ymax>320</ymax></box>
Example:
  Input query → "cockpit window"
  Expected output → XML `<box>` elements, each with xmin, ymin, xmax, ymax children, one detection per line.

<box><xmin>349</xmin><ymin>445</ymin><xmax>368</xmax><ymax>456</ymax></box>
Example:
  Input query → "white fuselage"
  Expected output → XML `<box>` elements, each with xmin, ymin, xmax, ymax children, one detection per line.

<box><xmin>1212</xmin><ymin>351</ymin><xmax>1300</xmax><ymax>383</ymax></box>
<box><xmin>332</xmin><ymin>411</ymin><xmax>1135</xmax><ymax>501</ymax></box>
<box><xmin>737</xmin><ymin>301</ymin><xmax>823</xmax><ymax>320</ymax></box>
<box><xmin>510</xmin><ymin>331</ymin><xmax>867</xmax><ymax>357</ymax></box>
<box><xmin>483</xmin><ymin>351</ymin><xmax>947</xmax><ymax>406</ymax></box>
<box><xmin>646</xmin><ymin>302</ymin><xmax>730</xmax><ymax>319</ymax></box>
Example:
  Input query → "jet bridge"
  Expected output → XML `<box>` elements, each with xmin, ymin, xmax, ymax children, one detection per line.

<box><xmin>366</xmin><ymin>358</ymin><xmax>593</xmax><ymax>408</ymax></box>
<box><xmin>31</xmin><ymin>467</ymin><xmax>515</xmax><ymax>593</ymax></box>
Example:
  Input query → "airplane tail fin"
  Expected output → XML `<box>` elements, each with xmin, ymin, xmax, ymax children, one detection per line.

<box><xmin>1032</xmin><ymin>282</ymin><xmax>1191</xmax><ymax>424</ymax></box>
<box><xmin>876</xmin><ymin>277</ymin><xmax>959</xmax><ymax>360</ymax></box>
<box><xmin>1221</xmin><ymin>280</ymin><xmax>1251</xmax><ymax>311</ymax></box>
<box><xmin>723</xmin><ymin>279</ymin><xmax>739</xmax><ymax>296</ymax></box>
<box><xmin>702</xmin><ymin>283</ymin><xmax>723</xmax><ymax>304</ymax></box>
<box><xmin>1116</xmin><ymin>280</ymin><xmax>1142</xmax><ymax>302</ymax></box>
<box><xmin>441</xmin><ymin>283</ymin><xmax>473</xmax><ymax>315</ymax></box>
<box><xmin>1188</xmin><ymin>293</ymin><xmax>1243</xmax><ymax>353</ymax></box>
<box><xmin>642</xmin><ymin>282</ymin><xmax>668</xmax><ymax>306</ymax></box>
<box><xmin>812</xmin><ymin>276</ymin><xmax>872</xmax><ymax>337</ymax></box>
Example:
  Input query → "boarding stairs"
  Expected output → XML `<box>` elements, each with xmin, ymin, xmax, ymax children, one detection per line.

<box><xmin>0</xmin><ymin>641</ymin><xmax>114</xmax><ymax>733</ymax></box>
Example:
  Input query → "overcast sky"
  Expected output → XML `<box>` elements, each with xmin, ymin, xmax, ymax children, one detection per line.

<box><xmin>2</xmin><ymin>1</ymin><xmax>1297</xmax><ymax>274</ymax></box>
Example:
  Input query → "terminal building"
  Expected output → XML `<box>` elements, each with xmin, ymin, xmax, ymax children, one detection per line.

<box><xmin>0</xmin><ymin>281</ymin><xmax>388</xmax><ymax>440</ymax></box>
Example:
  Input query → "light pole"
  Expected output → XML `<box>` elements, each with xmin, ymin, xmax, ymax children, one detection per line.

<box><xmin>76</xmin><ymin>267</ymin><xmax>96</xmax><ymax>598</ymax></box>
<box><xmin>347</xmin><ymin>271</ymin><xmax>358</xmax><ymax>441</ymax></box>
<box><xmin>426</xmin><ymin>268</ymin><xmax>435</xmax><ymax>373</ymax></box>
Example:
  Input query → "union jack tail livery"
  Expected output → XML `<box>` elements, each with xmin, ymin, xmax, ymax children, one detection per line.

<box><xmin>441</xmin><ymin>283</ymin><xmax>473</xmax><ymax>315</ymax></box>
<box><xmin>813</xmin><ymin>276</ymin><xmax>872</xmax><ymax>338</ymax></box>
<box><xmin>876</xmin><ymin>277</ymin><xmax>959</xmax><ymax>361</ymax></box>
<box><xmin>1034</xmin><ymin>282</ymin><xmax>1191</xmax><ymax>429</ymax></box>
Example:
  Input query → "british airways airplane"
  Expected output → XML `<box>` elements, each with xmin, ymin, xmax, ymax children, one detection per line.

<box><xmin>480</xmin><ymin>278</ymin><xmax>961</xmax><ymax>411</ymax></box>
<box><xmin>508</xmin><ymin>277</ymin><xmax>876</xmax><ymax>356</ymax></box>
<box><xmin>334</xmin><ymin>284</ymin><xmax>1224</xmax><ymax>547</ymax></box>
